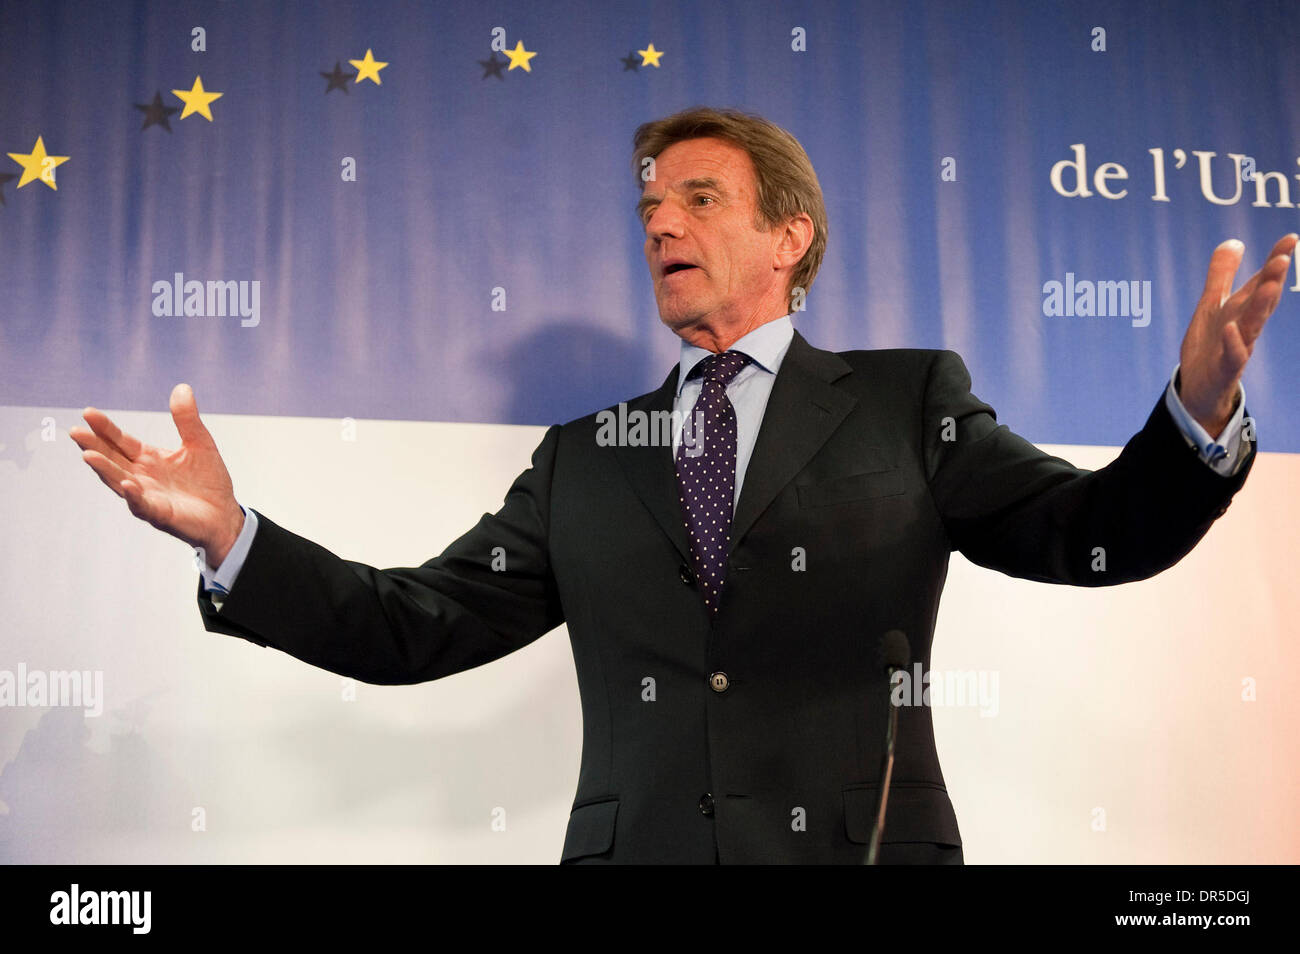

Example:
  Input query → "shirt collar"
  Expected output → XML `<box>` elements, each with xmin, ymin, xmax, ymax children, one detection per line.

<box><xmin>675</xmin><ymin>314</ymin><xmax>795</xmax><ymax>397</ymax></box>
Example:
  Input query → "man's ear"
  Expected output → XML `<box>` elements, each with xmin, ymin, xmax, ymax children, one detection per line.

<box><xmin>773</xmin><ymin>213</ymin><xmax>814</xmax><ymax>271</ymax></box>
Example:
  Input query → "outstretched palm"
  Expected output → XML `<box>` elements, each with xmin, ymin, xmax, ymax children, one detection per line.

<box><xmin>70</xmin><ymin>383</ymin><xmax>244</xmax><ymax>564</ymax></box>
<box><xmin>1178</xmin><ymin>233</ymin><xmax>1298</xmax><ymax>434</ymax></box>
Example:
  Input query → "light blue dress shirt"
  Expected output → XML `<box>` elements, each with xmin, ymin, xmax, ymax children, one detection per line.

<box><xmin>671</xmin><ymin>315</ymin><xmax>796</xmax><ymax>510</ymax></box>
<box><xmin>199</xmin><ymin>315</ymin><xmax>1249</xmax><ymax>603</ymax></box>
<box><xmin>1163</xmin><ymin>364</ymin><xmax>1250</xmax><ymax>476</ymax></box>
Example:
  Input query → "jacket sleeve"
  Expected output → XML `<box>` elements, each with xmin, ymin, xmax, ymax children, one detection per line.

<box><xmin>922</xmin><ymin>349</ymin><xmax>1255</xmax><ymax>585</ymax></box>
<box><xmin>195</xmin><ymin>424</ymin><xmax>565</xmax><ymax>684</ymax></box>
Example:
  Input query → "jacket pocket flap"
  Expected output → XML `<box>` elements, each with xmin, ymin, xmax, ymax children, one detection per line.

<box><xmin>799</xmin><ymin>468</ymin><xmax>904</xmax><ymax>506</ymax></box>
<box><xmin>561</xmin><ymin>797</ymin><xmax>619</xmax><ymax>861</ymax></box>
<box><xmin>843</xmin><ymin>782</ymin><xmax>961</xmax><ymax>846</ymax></box>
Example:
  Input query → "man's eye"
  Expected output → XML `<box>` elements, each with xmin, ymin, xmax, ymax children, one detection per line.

<box><xmin>693</xmin><ymin>195</ymin><xmax>715</xmax><ymax>207</ymax></box>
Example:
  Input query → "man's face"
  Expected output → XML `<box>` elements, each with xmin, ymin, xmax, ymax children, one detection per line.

<box><xmin>639</xmin><ymin>137</ymin><xmax>786</xmax><ymax>338</ymax></box>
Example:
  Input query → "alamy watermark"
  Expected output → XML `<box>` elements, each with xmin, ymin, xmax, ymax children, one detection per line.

<box><xmin>891</xmin><ymin>664</ymin><xmax>999</xmax><ymax>717</ymax></box>
<box><xmin>151</xmin><ymin>272</ymin><xmax>260</xmax><ymax>327</ymax></box>
<box><xmin>50</xmin><ymin>884</ymin><xmax>150</xmax><ymax>934</ymax></box>
<box><xmin>1043</xmin><ymin>272</ymin><xmax>1152</xmax><ymax>327</ymax></box>
<box><xmin>0</xmin><ymin>664</ymin><xmax>103</xmax><ymax>717</ymax></box>
<box><xmin>596</xmin><ymin>403</ymin><xmax>707</xmax><ymax>456</ymax></box>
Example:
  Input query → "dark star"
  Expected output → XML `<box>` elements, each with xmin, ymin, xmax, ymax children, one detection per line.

<box><xmin>478</xmin><ymin>52</ymin><xmax>506</xmax><ymax>79</ymax></box>
<box><xmin>620</xmin><ymin>51</ymin><xmax>640</xmax><ymax>71</ymax></box>
<box><xmin>0</xmin><ymin>172</ymin><xmax>15</xmax><ymax>206</ymax></box>
<box><xmin>320</xmin><ymin>61</ymin><xmax>356</xmax><ymax>93</ymax></box>
<box><xmin>134</xmin><ymin>91</ymin><xmax>180</xmax><ymax>132</ymax></box>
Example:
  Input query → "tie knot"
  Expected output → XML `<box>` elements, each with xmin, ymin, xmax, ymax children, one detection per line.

<box><xmin>693</xmin><ymin>350</ymin><xmax>752</xmax><ymax>387</ymax></box>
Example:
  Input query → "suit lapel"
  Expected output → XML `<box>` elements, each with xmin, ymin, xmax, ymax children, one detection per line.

<box><xmin>612</xmin><ymin>330</ymin><xmax>856</xmax><ymax>564</ymax></box>
<box><xmin>728</xmin><ymin>330</ymin><xmax>856</xmax><ymax>552</ymax></box>
<box><xmin>610</xmin><ymin>365</ymin><xmax>691</xmax><ymax>562</ymax></box>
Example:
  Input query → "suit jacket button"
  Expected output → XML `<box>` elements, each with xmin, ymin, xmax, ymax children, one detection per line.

<box><xmin>679</xmin><ymin>564</ymin><xmax>695</xmax><ymax>585</ymax></box>
<box><xmin>709</xmin><ymin>672</ymin><xmax>729</xmax><ymax>692</ymax></box>
<box><xmin>699</xmin><ymin>793</ymin><xmax>715</xmax><ymax>816</ymax></box>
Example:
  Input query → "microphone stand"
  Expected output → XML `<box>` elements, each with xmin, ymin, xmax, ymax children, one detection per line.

<box><xmin>866</xmin><ymin>630</ymin><xmax>909</xmax><ymax>865</ymax></box>
<box><xmin>865</xmin><ymin>669</ymin><xmax>900</xmax><ymax>865</ymax></box>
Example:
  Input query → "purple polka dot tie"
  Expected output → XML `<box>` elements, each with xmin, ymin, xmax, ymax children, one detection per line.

<box><xmin>676</xmin><ymin>350</ymin><xmax>752</xmax><ymax>614</ymax></box>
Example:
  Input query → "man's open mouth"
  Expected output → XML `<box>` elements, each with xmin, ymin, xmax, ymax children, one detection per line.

<box><xmin>663</xmin><ymin>263</ymin><xmax>699</xmax><ymax>277</ymax></box>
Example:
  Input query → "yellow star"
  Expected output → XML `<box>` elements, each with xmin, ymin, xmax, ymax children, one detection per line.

<box><xmin>171</xmin><ymin>76</ymin><xmax>223</xmax><ymax>121</ymax></box>
<box><xmin>504</xmin><ymin>41</ymin><xmax>537</xmax><ymax>72</ymax></box>
<box><xmin>7</xmin><ymin>136</ymin><xmax>69</xmax><ymax>190</ymax></box>
<box><xmin>638</xmin><ymin>43</ymin><xmax>664</xmax><ymax>67</ymax></box>
<box><xmin>349</xmin><ymin>49</ymin><xmax>389</xmax><ymax>85</ymax></box>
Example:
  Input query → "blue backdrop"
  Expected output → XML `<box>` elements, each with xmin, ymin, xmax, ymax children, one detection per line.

<box><xmin>2</xmin><ymin>0</ymin><xmax>1298</xmax><ymax>449</ymax></box>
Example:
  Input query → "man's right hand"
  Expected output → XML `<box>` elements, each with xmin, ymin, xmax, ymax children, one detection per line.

<box><xmin>70</xmin><ymin>383</ymin><xmax>245</xmax><ymax>567</ymax></box>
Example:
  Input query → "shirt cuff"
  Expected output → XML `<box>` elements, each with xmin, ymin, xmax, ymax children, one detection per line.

<box><xmin>195</xmin><ymin>505</ymin><xmax>259</xmax><ymax>604</ymax></box>
<box><xmin>1163</xmin><ymin>365</ymin><xmax>1250</xmax><ymax>477</ymax></box>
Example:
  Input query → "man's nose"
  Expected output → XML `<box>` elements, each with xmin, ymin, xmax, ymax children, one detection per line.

<box><xmin>646</xmin><ymin>201</ymin><xmax>686</xmax><ymax>239</ymax></box>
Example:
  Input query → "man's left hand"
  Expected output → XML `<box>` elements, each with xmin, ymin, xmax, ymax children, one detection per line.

<box><xmin>1178</xmin><ymin>233</ymin><xmax>1298</xmax><ymax>435</ymax></box>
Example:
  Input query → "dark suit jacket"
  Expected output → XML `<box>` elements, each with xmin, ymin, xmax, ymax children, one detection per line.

<box><xmin>197</xmin><ymin>331</ymin><xmax>1254</xmax><ymax>863</ymax></box>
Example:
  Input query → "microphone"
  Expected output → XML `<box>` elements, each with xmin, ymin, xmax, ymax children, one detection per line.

<box><xmin>866</xmin><ymin>629</ymin><xmax>910</xmax><ymax>865</ymax></box>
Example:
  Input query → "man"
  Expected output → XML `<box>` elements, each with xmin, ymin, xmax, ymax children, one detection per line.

<box><xmin>71</xmin><ymin>108</ymin><xmax>1294</xmax><ymax>864</ymax></box>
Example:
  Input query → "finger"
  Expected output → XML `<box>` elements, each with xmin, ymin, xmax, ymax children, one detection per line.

<box><xmin>1199</xmin><ymin>239</ymin><xmax>1244</xmax><ymax>311</ymax></box>
<box><xmin>1223</xmin><ymin>234</ymin><xmax>1299</xmax><ymax>311</ymax></box>
<box><xmin>1242</xmin><ymin>250</ymin><xmax>1292</xmax><ymax>315</ymax></box>
<box><xmin>121</xmin><ymin>478</ymin><xmax>161</xmax><ymax>524</ymax></box>
<box><xmin>1235</xmin><ymin>267</ymin><xmax>1288</xmax><ymax>348</ymax></box>
<box><xmin>170</xmin><ymin>383</ymin><xmax>215</xmax><ymax>447</ymax></box>
<box><xmin>80</xmin><ymin>449</ymin><xmax>131</xmax><ymax>500</ymax></box>
<box><xmin>81</xmin><ymin>407</ymin><xmax>144</xmax><ymax>461</ymax></box>
<box><xmin>1266</xmin><ymin>232</ymin><xmax>1298</xmax><ymax>261</ymax></box>
<box><xmin>68</xmin><ymin>425</ymin><xmax>135</xmax><ymax>470</ymax></box>
<box><xmin>1221</xmin><ymin>321</ymin><xmax>1249</xmax><ymax>379</ymax></box>
<box><xmin>1226</xmin><ymin>249</ymin><xmax>1289</xmax><ymax>313</ymax></box>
